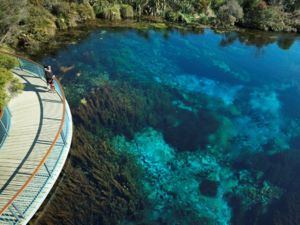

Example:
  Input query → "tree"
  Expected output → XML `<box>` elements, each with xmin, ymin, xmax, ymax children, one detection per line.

<box><xmin>218</xmin><ymin>0</ymin><xmax>244</xmax><ymax>25</ymax></box>
<box><xmin>0</xmin><ymin>0</ymin><xmax>28</xmax><ymax>44</ymax></box>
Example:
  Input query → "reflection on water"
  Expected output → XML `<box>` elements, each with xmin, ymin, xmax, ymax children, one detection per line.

<box><xmin>32</xmin><ymin>28</ymin><xmax>300</xmax><ymax>225</ymax></box>
<box><xmin>219</xmin><ymin>30</ymin><xmax>298</xmax><ymax>50</ymax></box>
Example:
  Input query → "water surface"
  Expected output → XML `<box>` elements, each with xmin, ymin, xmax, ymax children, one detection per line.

<box><xmin>40</xmin><ymin>28</ymin><xmax>300</xmax><ymax>225</ymax></box>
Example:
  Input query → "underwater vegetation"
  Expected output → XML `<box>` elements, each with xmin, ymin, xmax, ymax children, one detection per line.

<box><xmin>73</xmin><ymin>78</ymin><xmax>241</xmax><ymax>154</ymax></box>
<box><xmin>35</xmin><ymin>76</ymin><xmax>288</xmax><ymax>225</ymax></box>
<box><xmin>32</xmin><ymin>126</ymin><xmax>144</xmax><ymax>225</ymax></box>
<box><xmin>230</xmin><ymin>149</ymin><xmax>300</xmax><ymax>225</ymax></box>
<box><xmin>33</xmin><ymin>28</ymin><xmax>300</xmax><ymax>225</ymax></box>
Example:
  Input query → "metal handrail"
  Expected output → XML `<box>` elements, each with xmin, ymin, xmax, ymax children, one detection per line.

<box><xmin>0</xmin><ymin>51</ymin><xmax>67</xmax><ymax>217</ymax></box>
<box><xmin>0</xmin><ymin>107</ymin><xmax>11</xmax><ymax>149</ymax></box>
<box><xmin>0</xmin><ymin>51</ymin><xmax>14</xmax><ymax>146</ymax></box>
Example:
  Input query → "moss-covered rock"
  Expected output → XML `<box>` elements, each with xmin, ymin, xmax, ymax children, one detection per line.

<box><xmin>97</xmin><ymin>5</ymin><xmax>122</xmax><ymax>21</ymax></box>
<box><xmin>120</xmin><ymin>4</ymin><xmax>134</xmax><ymax>19</ymax></box>
<box><xmin>76</xmin><ymin>2</ymin><xmax>96</xmax><ymax>21</ymax></box>
<box><xmin>52</xmin><ymin>2</ymin><xmax>95</xmax><ymax>28</ymax></box>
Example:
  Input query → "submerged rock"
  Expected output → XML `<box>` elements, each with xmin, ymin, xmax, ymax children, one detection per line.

<box><xmin>200</xmin><ymin>179</ymin><xmax>219</xmax><ymax>197</ymax></box>
<box><xmin>98</xmin><ymin>5</ymin><xmax>122</xmax><ymax>21</ymax></box>
<box><xmin>163</xmin><ymin>109</ymin><xmax>220</xmax><ymax>151</ymax></box>
<box><xmin>113</xmin><ymin>128</ymin><xmax>235</xmax><ymax>225</ymax></box>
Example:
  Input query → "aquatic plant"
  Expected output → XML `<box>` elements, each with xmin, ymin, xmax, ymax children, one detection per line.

<box><xmin>230</xmin><ymin>149</ymin><xmax>300</xmax><ymax>225</ymax></box>
<box><xmin>73</xmin><ymin>80</ymin><xmax>159</xmax><ymax>138</ymax></box>
<box><xmin>32</xmin><ymin>127</ymin><xmax>144</xmax><ymax>225</ymax></box>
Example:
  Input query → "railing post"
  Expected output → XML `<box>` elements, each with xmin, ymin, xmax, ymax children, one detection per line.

<box><xmin>61</xmin><ymin>130</ymin><xmax>66</xmax><ymax>145</ymax></box>
<box><xmin>17</xmin><ymin>58</ymin><xmax>23</xmax><ymax>71</ymax></box>
<box><xmin>12</xmin><ymin>203</ymin><xmax>24</xmax><ymax>219</ymax></box>
<box><xmin>44</xmin><ymin>163</ymin><xmax>51</xmax><ymax>177</ymax></box>
<box><xmin>37</xmin><ymin>65</ymin><xmax>43</xmax><ymax>80</ymax></box>
<box><xmin>7</xmin><ymin>107</ymin><xmax>12</xmax><ymax>117</ymax></box>
<box><xmin>0</xmin><ymin>120</ymin><xmax>8</xmax><ymax>135</ymax></box>
<box><xmin>8</xmin><ymin>206</ymin><xmax>20</xmax><ymax>223</ymax></box>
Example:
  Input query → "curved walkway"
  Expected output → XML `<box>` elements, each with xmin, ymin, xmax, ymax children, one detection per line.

<box><xmin>0</xmin><ymin>55</ymin><xmax>73</xmax><ymax>225</ymax></box>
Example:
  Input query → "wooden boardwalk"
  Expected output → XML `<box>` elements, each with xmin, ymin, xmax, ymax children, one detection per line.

<box><xmin>0</xmin><ymin>63</ymin><xmax>73</xmax><ymax>224</ymax></box>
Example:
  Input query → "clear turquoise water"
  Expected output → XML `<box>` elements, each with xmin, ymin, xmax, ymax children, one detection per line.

<box><xmin>42</xmin><ymin>28</ymin><xmax>300</xmax><ymax>225</ymax></box>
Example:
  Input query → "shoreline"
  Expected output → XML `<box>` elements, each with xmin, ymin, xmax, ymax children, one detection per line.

<box><xmin>2</xmin><ymin>18</ymin><xmax>300</xmax><ymax>59</ymax></box>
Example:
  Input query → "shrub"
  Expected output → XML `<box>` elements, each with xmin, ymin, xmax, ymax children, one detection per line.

<box><xmin>197</xmin><ymin>0</ymin><xmax>212</xmax><ymax>13</ymax></box>
<box><xmin>0</xmin><ymin>54</ymin><xmax>18</xmax><ymax>70</ymax></box>
<box><xmin>241</xmin><ymin>0</ymin><xmax>263</xmax><ymax>9</ymax></box>
<box><xmin>0</xmin><ymin>68</ymin><xmax>13</xmax><ymax>87</ymax></box>
<box><xmin>120</xmin><ymin>4</ymin><xmax>134</xmax><ymax>19</ymax></box>
<box><xmin>212</xmin><ymin>0</ymin><xmax>226</xmax><ymax>9</ymax></box>
<box><xmin>76</xmin><ymin>2</ymin><xmax>96</xmax><ymax>21</ymax></box>
<box><xmin>249</xmin><ymin>6</ymin><xmax>288</xmax><ymax>31</ymax></box>
<box><xmin>101</xmin><ymin>5</ymin><xmax>122</xmax><ymax>20</ymax></box>
<box><xmin>165</xmin><ymin>11</ymin><xmax>180</xmax><ymax>22</ymax></box>
<box><xmin>217</xmin><ymin>0</ymin><xmax>244</xmax><ymax>25</ymax></box>
<box><xmin>199</xmin><ymin>15</ymin><xmax>210</xmax><ymax>24</ymax></box>
<box><xmin>27</xmin><ymin>6</ymin><xmax>56</xmax><ymax>40</ymax></box>
<box><xmin>9</xmin><ymin>77</ymin><xmax>24</xmax><ymax>95</ymax></box>
<box><xmin>165</xmin><ymin>11</ymin><xmax>194</xmax><ymax>23</ymax></box>
<box><xmin>0</xmin><ymin>68</ymin><xmax>13</xmax><ymax>108</ymax></box>
<box><xmin>0</xmin><ymin>54</ymin><xmax>23</xmax><ymax>108</ymax></box>
<box><xmin>51</xmin><ymin>2</ymin><xmax>72</xmax><ymax>17</ymax></box>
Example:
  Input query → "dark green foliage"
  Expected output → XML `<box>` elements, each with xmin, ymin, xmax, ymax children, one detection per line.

<box><xmin>0</xmin><ymin>0</ymin><xmax>27</xmax><ymax>45</ymax></box>
<box><xmin>120</xmin><ymin>5</ymin><xmax>134</xmax><ymax>18</ymax></box>
<box><xmin>0</xmin><ymin>54</ymin><xmax>23</xmax><ymax>108</ymax></box>
<box><xmin>0</xmin><ymin>68</ymin><xmax>13</xmax><ymax>108</ymax></box>
<box><xmin>1</xmin><ymin>0</ymin><xmax>300</xmax><ymax>51</ymax></box>
<box><xmin>0</xmin><ymin>54</ymin><xmax>18</xmax><ymax>70</ymax></box>
<box><xmin>217</xmin><ymin>0</ymin><xmax>244</xmax><ymax>26</ymax></box>
<box><xmin>243</xmin><ymin>6</ymin><xmax>293</xmax><ymax>31</ymax></box>
<box><xmin>0</xmin><ymin>0</ymin><xmax>26</xmax><ymax>33</ymax></box>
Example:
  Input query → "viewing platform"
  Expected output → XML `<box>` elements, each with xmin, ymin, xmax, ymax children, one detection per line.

<box><xmin>0</xmin><ymin>52</ymin><xmax>73</xmax><ymax>225</ymax></box>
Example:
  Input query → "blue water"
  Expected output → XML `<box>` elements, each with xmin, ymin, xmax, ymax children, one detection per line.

<box><xmin>42</xmin><ymin>28</ymin><xmax>300</xmax><ymax>225</ymax></box>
